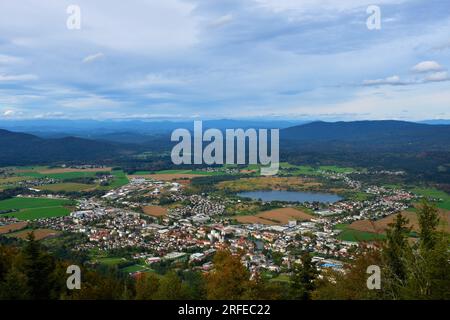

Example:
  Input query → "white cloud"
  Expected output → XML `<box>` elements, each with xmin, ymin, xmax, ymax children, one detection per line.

<box><xmin>2</xmin><ymin>109</ymin><xmax>15</xmax><ymax>117</ymax></box>
<box><xmin>82</xmin><ymin>52</ymin><xmax>104</xmax><ymax>63</ymax></box>
<box><xmin>425</xmin><ymin>71</ymin><xmax>449</xmax><ymax>82</ymax></box>
<box><xmin>0</xmin><ymin>54</ymin><xmax>23</xmax><ymax>64</ymax></box>
<box><xmin>412</xmin><ymin>61</ymin><xmax>443</xmax><ymax>73</ymax></box>
<box><xmin>253</xmin><ymin>0</ymin><xmax>408</xmax><ymax>16</ymax></box>
<box><xmin>209</xmin><ymin>14</ymin><xmax>233</xmax><ymax>28</ymax></box>
<box><xmin>0</xmin><ymin>73</ymin><xmax>38</xmax><ymax>82</ymax></box>
<box><xmin>127</xmin><ymin>74</ymin><xmax>186</xmax><ymax>88</ymax></box>
<box><xmin>363</xmin><ymin>75</ymin><xmax>402</xmax><ymax>86</ymax></box>
<box><xmin>60</xmin><ymin>95</ymin><xmax>120</xmax><ymax>109</ymax></box>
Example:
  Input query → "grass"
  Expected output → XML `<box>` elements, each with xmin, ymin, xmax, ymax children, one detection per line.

<box><xmin>270</xmin><ymin>274</ymin><xmax>291</xmax><ymax>283</ymax></box>
<box><xmin>412</xmin><ymin>187</ymin><xmax>450</xmax><ymax>210</ymax></box>
<box><xmin>0</xmin><ymin>197</ymin><xmax>72</xmax><ymax>210</ymax></box>
<box><xmin>39</xmin><ymin>183</ymin><xmax>94</xmax><ymax>192</ymax></box>
<box><xmin>120</xmin><ymin>264</ymin><xmax>154</xmax><ymax>274</ymax></box>
<box><xmin>335</xmin><ymin>224</ymin><xmax>386</xmax><ymax>242</ymax></box>
<box><xmin>4</xmin><ymin>207</ymin><xmax>71</xmax><ymax>220</ymax></box>
<box><xmin>0</xmin><ymin>197</ymin><xmax>73</xmax><ymax>220</ymax></box>
<box><xmin>108</xmin><ymin>170</ymin><xmax>129</xmax><ymax>188</ymax></box>
<box><xmin>134</xmin><ymin>169</ymin><xmax>225</xmax><ymax>176</ymax></box>
<box><xmin>96</xmin><ymin>257</ymin><xmax>127</xmax><ymax>266</ymax></box>
<box><xmin>319</xmin><ymin>165</ymin><xmax>356</xmax><ymax>173</ymax></box>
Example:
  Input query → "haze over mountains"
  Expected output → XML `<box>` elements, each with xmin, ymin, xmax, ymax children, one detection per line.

<box><xmin>0</xmin><ymin>120</ymin><xmax>449</xmax><ymax>168</ymax></box>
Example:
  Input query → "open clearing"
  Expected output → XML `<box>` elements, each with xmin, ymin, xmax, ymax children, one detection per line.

<box><xmin>348</xmin><ymin>210</ymin><xmax>450</xmax><ymax>234</ymax></box>
<box><xmin>7</xmin><ymin>228</ymin><xmax>61</xmax><ymax>240</ymax></box>
<box><xmin>234</xmin><ymin>207</ymin><xmax>313</xmax><ymax>225</ymax></box>
<box><xmin>142</xmin><ymin>205</ymin><xmax>168</xmax><ymax>217</ymax></box>
<box><xmin>0</xmin><ymin>221</ymin><xmax>28</xmax><ymax>234</ymax></box>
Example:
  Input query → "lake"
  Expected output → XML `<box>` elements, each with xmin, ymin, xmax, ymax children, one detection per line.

<box><xmin>237</xmin><ymin>190</ymin><xmax>342</xmax><ymax>203</ymax></box>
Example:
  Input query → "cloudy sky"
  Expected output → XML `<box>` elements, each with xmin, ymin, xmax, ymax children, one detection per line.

<box><xmin>0</xmin><ymin>0</ymin><xmax>450</xmax><ymax>121</ymax></box>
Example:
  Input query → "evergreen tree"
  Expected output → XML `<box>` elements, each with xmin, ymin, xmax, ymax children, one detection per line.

<box><xmin>382</xmin><ymin>213</ymin><xmax>411</xmax><ymax>299</ymax></box>
<box><xmin>0</xmin><ymin>268</ymin><xmax>30</xmax><ymax>300</ymax></box>
<box><xmin>21</xmin><ymin>232</ymin><xmax>58</xmax><ymax>299</ymax></box>
<box><xmin>290</xmin><ymin>253</ymin><xmax>318</xmax><ymax>300</ymax></box>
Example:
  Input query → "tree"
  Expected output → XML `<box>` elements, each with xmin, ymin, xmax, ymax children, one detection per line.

<box><xmin>290</xmin><ymin>253</ymin><xmax>318</xmax><ymax>300</ymax></box>
<box><xmin>206</xmin><ymin>250</ymin><xmax>252</xmax><ymax>300</ymax></box>
<box><xmin>154</xmin><ymin>271</ymin><xmax>189</xmax><ymax>300</ymax></box>
<box><xmin>0</xmin><ymin>268</ymin><xmax>30</xmax><ymax>300</ymax></box>
<box><xmin>313</xmin><ymin>247</ymin><xmax>383</xmax><ymax>300</ymax></box>
<box><xmin>135</xmin><ymin>273</ymin><xmax>160</xmax><ymax>300</ymax></box>
<box><xmin>22</xmin><ymin>232</ymin><xmax>58</xmax><ymax>299</ymax></box>
<box><xmin>417</xmin><ymin>199</ymin><xmax>440</xmax><ymax>252</ymax></box>
<box><xmin>382</xmin><ymin>213</ymin><xmax>411</xmax><ymax>299</ymax></box>
<box><xmin>404</xmin><ymin>200</ymin><xmax>450</xmax><ymax>299</ymax></box>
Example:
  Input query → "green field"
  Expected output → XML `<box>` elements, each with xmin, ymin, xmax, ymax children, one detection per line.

<box><xmin>120</xmin><ymin>264</ymin><xmax>154</xmax><ymax>274</ymax></box>
<box><xmin>319</xmin><ymin>165</ymin><xmax>357</xmax><ymax>174</ymax></box>
<box><xmin>40</xmin><ymin>183</ymin><xmax>94</xmax><ymax>192</ymax></box>
<box><xmin>412</xmin><ymin>188</ymin><xmax>450</xmax><ymax>210</ymax></box>
<box><xmin>16</xmin><ymin>171</ymin><xmax>107</xmax><ymax>180</ymax></box>
<box><xmin>134</xmin><ymin>169</ymin><xmax>226</xmax><ymax>176</ymax></box>
<box><xmin>0</xmin><ymin>197</ymin><xmax>73</xmax><ymax>220</ymax></box>
<box><xmin>5</xmin><ymin>207</ymin><xmax>71</xmax><ymax>220</ymax></box>
<box><xmin>335</xmin><ymin>224</ymin><xmax>386</xmax><ymax>242</ymax></box>
<box><xmin>95</xmin><ymin>257</ymin><xmax>127</xmax><ymax>266</ymax></box>
<box><xmin>107</xmin><ymin>170</ymin><xmax>129</xmax><ymax>188</ymax></box>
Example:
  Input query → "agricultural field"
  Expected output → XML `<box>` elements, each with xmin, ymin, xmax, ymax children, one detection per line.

<box><xmin>39</xmin><ymin>183</ymin><xmax>95</xmax><ymax>192</ymax></box>
<box><xmin>348</xmin><ymin>210</ymin><xmax>450</xmax><ymax>234</ymax></box>
<box><xmin>6</xmin><ymin>166</ymin><xmax>130</xmax><ymax>192</ymax></box>
<box><xmin>218</xmin><ymin>176</ymin><xmax>321</xmax><ymax>192</ymax></box>
<box><xmin>411</xmin><ymin>187</ymin><xmax>450</xmax><ymax>210</ymax></box>
<box><xmin>335</xmin><ymin>224</ymin><xmax>386</xmax><ymax>242</ymax></box>
<box><xmin>107</xmin><ymin>170</ymin><xmax>129</xmax><ymax>188</ymax></box>
<box><xmin>6</xmin><ymin>228</ymin><xmax>61</xmax><ymax>240</ymax></box>
<box><xmin>0</xmin><ymin>197</ymin><xmax>73</xmax><ymax>220</ymax></box>
<box><xmin>128</xmin><ymin>172</ymin><xmax>204</xmax><ymax>181</ymax></box>
<box><xmin>129</xmin><ymin>169</ymin><xmax>227</xmax><ymax>181</ymax></box>
<box><xmin>0</xmin><ymin>221</ymin><xmax>28</xmax><ymax>235</ymax></box>
<box><xmin>142</xmin><ymin>205</ymin><xmax>168</xmax><ymax>217</ymax></box>
<box><xmin>234</xmin><ymin>207</ymin><xmax>313</xmax><ymax>225</ymax></box>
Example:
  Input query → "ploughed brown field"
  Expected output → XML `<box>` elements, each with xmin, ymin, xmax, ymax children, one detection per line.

<box><xmin>128</xmin><ymin>173</ymin><xmax>202</xmax><ymax>181</ymax></box>
<box><xmin>142</xmin><ymin>205</ymin><xmax>168</xmax><ymax>217</ymax></box>
<box><xmin>0</xmin><ymin>221</ymin><xmax>28</xmax><ymax>234</ymax></box>
<box><xmin>349</xmin><ymin>210</ymin><xmax>450</xmax><ymax>234</ymax></box>
<box><xmin>38</xmin><ymin>167</ymin><xmax>112</xmax><ymax>174</ymax></box>
<box><xmin>235</xmin><ymin>207</ymin><xmax>313</xmax><ymax>225</ymax></box>
<box><xmin>9</xmin><ymin>228</ymin><xmax>61</xmax><ymax>240</ymax></box>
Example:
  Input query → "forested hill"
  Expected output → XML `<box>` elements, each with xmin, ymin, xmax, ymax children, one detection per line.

<box><xmin>280</xmin><ymin>120</ymin><xmax>450</xmax><ymax>150</ymax></box>
<box><xmin>0</xmin><ymin>129</ymin><xmax>133</xmax><ymax>166</ymax></box>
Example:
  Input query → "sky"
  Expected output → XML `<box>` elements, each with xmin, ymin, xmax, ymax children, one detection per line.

<box><xmin>0</xmin><ymin>0</ymin><xmax>450</xmax><ymax>121</ymax></box>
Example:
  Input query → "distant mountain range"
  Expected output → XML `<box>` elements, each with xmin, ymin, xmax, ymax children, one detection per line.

<box><xmin>280</xmin><ymin>120</ymin><xmax>450</xmax><ymax>151</ymax></box>
<box><xmin>0</xmin><ymin>129</ymin><xmax>132</xmax><ymax>166</ymax></box>
<box><xmin>0</xmin><ymin>120</ymin><xmax>449</xmax><ymax>167</ymax></box>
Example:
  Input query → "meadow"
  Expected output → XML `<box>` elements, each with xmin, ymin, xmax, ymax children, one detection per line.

<box><xmin>412</xmin><ymin>187</ymin><xmax>450</xmax><ymax>210</ymax></box>
<box><xmin>334</xmin><ymin>223</ymin><xmax>386</xmax><ymax>242</ymax></box>
<box><xmin>0</xmin><ymin>197</ymin><xmax>73</xmax><ymax>220</ymax></box>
